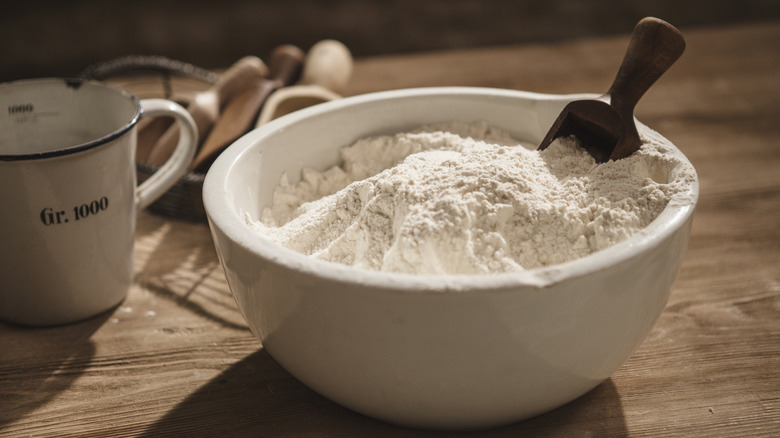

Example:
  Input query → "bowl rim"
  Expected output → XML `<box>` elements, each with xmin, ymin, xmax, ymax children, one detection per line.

<box><xmin>203</xmin><ymin>86</ymin><xmax>699</xmax><ymax>291</ymax></box>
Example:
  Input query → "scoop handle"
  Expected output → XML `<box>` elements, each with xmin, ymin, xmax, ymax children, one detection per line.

<box><xmin>213</xmin><ymin>56</ymin><xmax>268</xmax><ymax>108</ymax></box>
<box><xmin>300</xmin><ymin>39</ymin><xmax>353</xmax><ymax>93</ymax></box>
<box><xmin>607</xmin><ymin>17</ymin><xmax>686</xmax><ymax>112</ymax></box>
<box><xmin>190</xmin><ymin>45</ymin><xmax>304</xmax><ymax>171</ymax></box>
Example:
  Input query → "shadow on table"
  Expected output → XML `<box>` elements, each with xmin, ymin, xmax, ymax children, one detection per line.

<box><xmin>133</xmin><ymin>212</ymin><xmax>249</xmax><ymax>331</ymax></box>
<box><xmin>0</xmin><ymin>313</ymin><xmax>108</xmax><ymax>429</ymax></box>
<box><xmin>145</xmin><ymin>349</ymin><xmax>627</xmax><ymax>437</ymax></box>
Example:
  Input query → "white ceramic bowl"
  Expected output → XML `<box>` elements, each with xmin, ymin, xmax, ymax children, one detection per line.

<box><xmin>203</xmin><ymin>87</ymin><xmax>698</xmax><ymax>430</ymax></box>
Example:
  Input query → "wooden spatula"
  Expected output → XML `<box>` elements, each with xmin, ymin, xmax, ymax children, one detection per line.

<box><xmin>190</xmin><ymin>45</ymin><xmax>304</xmax><ymax>172</ymax></box>
<box><xmin>538</xmin><ymin>17</ymin><xmax>686</xmax><ymax>163</ymax></box>
<box><xmin>145</xmin><ymin>56</ymin><xmax>268</xmax><ymax>166</ymax></box>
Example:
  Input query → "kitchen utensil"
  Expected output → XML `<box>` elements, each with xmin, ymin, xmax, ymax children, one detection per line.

<box><xmin>191</xmin><ymin>45</ymin><xmax>304</xmax><ymax>172</ymax></box>
<box><xmin>538</xmin><ymin>17</ymin><xmax>685</xmax><ymax>162</ymax></box>
<box><xmin>255</xmin><ymin>39</ymin><xmax>352</xmax><ymax>127</ymax></box>
<box><xmin>0</xmin><ymin>78</ymin><xmax>197</xmax><ymax>325</ymax></box>
<box><xmin>146</xmin><ymin>56</ymin><xmax>267</xmax><ymax>166</ymax></box>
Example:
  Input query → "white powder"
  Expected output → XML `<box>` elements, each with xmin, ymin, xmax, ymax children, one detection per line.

<box><xmin>247</xmin><ymin>121</ymin><xmax>695</xmax><ymax>275</ymax></box>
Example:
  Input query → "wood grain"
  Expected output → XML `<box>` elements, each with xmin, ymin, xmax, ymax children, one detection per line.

<box><xmin>1</xmin><ymin>21</ymin><xmax>779</xmax><ymax>437</ymax></box>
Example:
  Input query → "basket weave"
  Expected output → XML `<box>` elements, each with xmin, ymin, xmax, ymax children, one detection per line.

<box><xmin>136</xmin><ymin>162</ymin><xmax>208</xmax><ymax>223</ymax></box>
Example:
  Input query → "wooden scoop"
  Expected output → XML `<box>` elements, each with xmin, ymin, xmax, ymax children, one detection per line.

<box><xmin>254</xmin><ymin>39</ymin><xmax>353</xmax><ymax>127</ymax></box>
<box><xmin>538</xmin><ymin>17</ymin><xmax>686</xmax><ymax>163</ymax></box>
<box><xmin>145</xmin><ymin>56</ymin><xmax>268</xmax><ymax>166</ymax></box>
<box><xmin>191</xmin><ymin>45</ymin><xmax>305</xmax><ymax>172</ymax></box>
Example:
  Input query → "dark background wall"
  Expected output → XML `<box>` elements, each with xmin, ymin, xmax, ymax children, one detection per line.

<box><xmin>3</xmin><ymin>0</ymin><xmax>780</xmax><ymax>81</ymax></box>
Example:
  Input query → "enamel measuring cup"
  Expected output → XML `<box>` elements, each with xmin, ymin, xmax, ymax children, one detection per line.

<box><xmin>0</xmin><ymin>78</ymin><xmax>197</xmax><ymax>326</ymax></box>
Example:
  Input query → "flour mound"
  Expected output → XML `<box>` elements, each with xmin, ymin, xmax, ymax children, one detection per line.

<box><xmin>248</xmin><ymin>121</ymin><xmax>693</xmax><ymax>275</ymax></box>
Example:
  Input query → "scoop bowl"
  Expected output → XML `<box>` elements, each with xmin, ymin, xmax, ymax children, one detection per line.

<box><xmin>538</xmin><ymin>17</ymin><xmax>686</xmax><ymax>163</ymax></box>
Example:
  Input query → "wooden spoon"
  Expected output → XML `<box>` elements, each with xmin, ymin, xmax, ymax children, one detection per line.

<box><xmin>191</xmin><ymin>45</ymin><xmax>305</xmax><ymax>172</ymax></box>
<box><xmin>145</xmin><ymin>56</ymin><xmax>268</xmax><ymax>166</ymax></box>
<box><xmin>538</xmin><ymin>17</ymin><xmax>686</xmax><ymax>162</ymax></box>
<box><xmin>255</xmin><ymin>39</ymin><xmax>353</xmax><ymax>127</ymax></box>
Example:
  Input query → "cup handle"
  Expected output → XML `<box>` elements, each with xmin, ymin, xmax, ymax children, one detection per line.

<box><xmin>135</xmin><ymin>99</ymin><xmax>198</xmax><ymax>211</ymax></box>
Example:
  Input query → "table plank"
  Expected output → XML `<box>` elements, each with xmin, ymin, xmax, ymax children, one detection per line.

<box><xmin>1</xmin><ymin>21</ymin><xmax>779</xmax><ymax>437</ymax></box>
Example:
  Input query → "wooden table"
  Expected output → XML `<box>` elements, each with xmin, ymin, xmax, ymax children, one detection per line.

<box><xmin>2</xmin><ymin>21</ymin><xmax>779</xmax><ymax>437</ymax></box>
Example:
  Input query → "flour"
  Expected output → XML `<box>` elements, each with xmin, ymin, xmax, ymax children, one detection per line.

<box><xmin>247</xmin><ymin>121</ymin><xmax>695</xmax><ymax>275</ymax></box>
